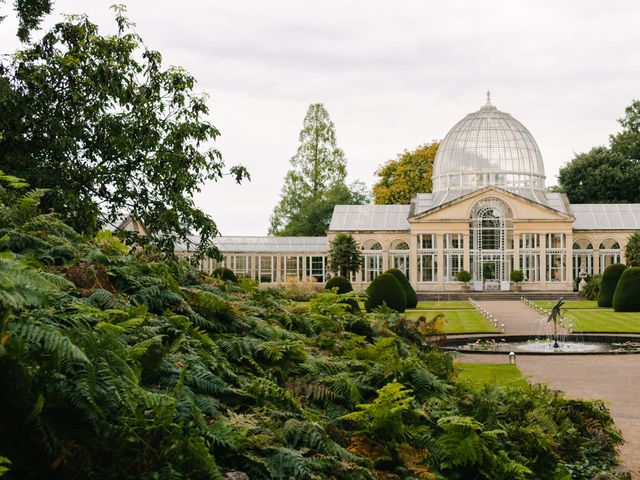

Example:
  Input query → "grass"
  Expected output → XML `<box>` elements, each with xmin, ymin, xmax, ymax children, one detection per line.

<box><xmin>531</xmin><ymin>300</ymin><xmax>598</xmax><ymax>310</ymax></box>
<box><xmin>354</xmin><ymin>300</ymin><xmax>472</xmax><ymax>311</ymax></box>
<box><xmin>455</xmin><ymin>363</ymin><xmax>528</xmax><ymax>389</ymax></box>
<box><xmin>565</xmin><ymin>309</ymin><xmax>640</xmax><ymax>333</ymax></box>
<box><xmin>405</xmin><ymin>309</ymin><xmax>498</xmax><ymax>334</ymax></box>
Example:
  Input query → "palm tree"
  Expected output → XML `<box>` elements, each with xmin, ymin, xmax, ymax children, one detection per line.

<box><xmin>327</xmin><ymin>233</ymin><xmax>362</xmax><ymax>277</ymax></box>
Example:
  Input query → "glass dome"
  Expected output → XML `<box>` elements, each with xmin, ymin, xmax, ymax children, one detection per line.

<box><xmin>431</xmin><ymin>94</ymin><xmax>546</xmax><ymax>204</ymax></box>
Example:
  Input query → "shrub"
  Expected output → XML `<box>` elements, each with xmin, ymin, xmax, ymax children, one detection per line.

<box><xmin>324</xmin><ymin>276</ymin><xmax>353</xmax><ymax>294</ymax></box>
<box><xmin>283</xmin><ymin>283</ymin><xmax>317</xmax><ymax>302</ymax></box>
<box><xmin>581</xmin><ymin>274</ymin><xmax>601</xmax><ymax>300</ymax></box>
<box><xmin>510</xmin><ymin>270</ymin><xmax>524</xmax><ymax>284</ymax></box>
<box><xmin>625</xmin><ymin>232</ymin><xmax>640</xmax><ymax>267</ymax></box>
<box><xmin>455</xmin><ymin>270</ymin><xmax>472</xmax><ymax>285</ymax></box>
<box><xmin>365</xmin><ymin>273</ymin><xmax>406</xmax><ymax>313</ymax></box>
<box><xmin>325</xmin><ymin>276</ymin><xmax>359</xmax><ymax>313</ymax></box>
<box><xmin>385</xmin><ymin>269</ymin><xmax>417</xmax><ymax>308</ymax></box>
<box><xmin>597</xmin><ymin>263</ymin><xmax>626</xmax><ymax>307</ymax></box>
<box><xmin>212</xmin><ymin>267</ymin><xmax>238</xmax><ymax>283</ymax></box>
<box><xmin>613</xmin><ymin>267</ymin><xmax>640</xmax><ymax>312</ymax></box>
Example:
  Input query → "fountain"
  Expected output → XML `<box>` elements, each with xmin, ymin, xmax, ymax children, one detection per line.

<box><xmin>445</xmin><ymin>297</ymin><xmax>640</xmax><ymax>355</ymax></box>
<box><xmin>548</xmin><ymin>297</ymin><xmax>563</xmax><ymax>349</ymax></box>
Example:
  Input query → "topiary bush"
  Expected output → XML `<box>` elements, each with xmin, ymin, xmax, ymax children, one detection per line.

<box><xmin>613</xmin><ymin>267</ymin><xmax>640</xmax><ymax>312</ymax></box>
<box><xmin>455</xmin><ymin>270</ymin><xmax>472</xmax><ymax>285</ymax></box>
<box><xmin>212</xmin><ymin>267</ymin><xmax>238</xmax><ymax>284</ymax></box>
<box><xmin>325</xmin><ymin>276</ymin><xmax>359</xmax><ymax>313</ymax></box>
<box><xmin>324</xmin><ymin>276</ymin><xmax>353</xmax><ymax>294</ymax></box>
<box><xmin>385</xmin><ymin>268</ymin><xmax>417</xmax><ymax>308</ymax></box>
<box><xmin>365</xmin><ymin>273</ymin><xmax>406</xmax><ymax>313</ymax></box>
<box><xmin>597</xmin><ymin>263</ymin><xmax>626</xmax><ymax>307</ymax></box>
<box><xmin>510</xmin><ymin>269</ymin><xmax>524</xmax><ymax>284</ymax></box>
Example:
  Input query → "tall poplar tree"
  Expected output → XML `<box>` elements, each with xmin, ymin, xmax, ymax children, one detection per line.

<box><xmin>269</xmin><ymin>104</ymin><xmax>369</xmax><ymax>236</ymax></box>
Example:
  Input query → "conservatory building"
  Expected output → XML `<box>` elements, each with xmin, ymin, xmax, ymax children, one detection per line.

<box><xmin>185</xmin><ymin>96</ymin><xmax>640</xmax><ymax>292</ymax></box>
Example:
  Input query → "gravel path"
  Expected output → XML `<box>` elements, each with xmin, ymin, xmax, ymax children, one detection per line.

<box><xmin>473</xmin><ymin>299</ymin><xmax>565</xmax><ymax>336</ymax></box>
<box><xmin>458</xmin><ymin>353</ymin><xmax>640</xmax><ymax>478</ymax></box>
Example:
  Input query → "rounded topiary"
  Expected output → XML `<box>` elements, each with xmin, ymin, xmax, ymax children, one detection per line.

<box><xmin>597</xmin><ymin>263</ymin><xmax>626</xmax><ymax>307</ymax></box>
<box><xmin>325</xmin><ymin>276</ymin><xmax>359</xmax><ymax>313</ymax></box>
<box><xmin>385</xmin><ymin>268</ymin><xmax>417</xmax><ymax>309</ymax></box>
<box><xmin>324</xmin><ymin>276</ymin><xmax>353</xmax><ymax>294</ymax></box>
<box><xmin>212</xmin><ymin>267</ymin><xmax>238</xmax><ymax>284</ymax></box>
<box><xmin>613</xmin><ymin>267</ymin><xmax>640</xmax><ymax>312</ymax></box>
<box><xmin>510</xmin><ymin>270</ymin><xmax>524</xmax><ymax>284</ymax></box>
<box><xmin>456</xmin><ymin>270</ymin><xmax>472</xmax><ymax>284</ymax></box>
<box><xmin>365</xmin><ymin>273</ymin><xmax>406</xmax><ymax>313</ymax></box>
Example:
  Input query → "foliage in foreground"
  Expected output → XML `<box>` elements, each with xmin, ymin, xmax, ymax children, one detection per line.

<box><xmin>0</xmin><ymin>180</ymin><xmax>625</xmax><ymax>479</ymax></box>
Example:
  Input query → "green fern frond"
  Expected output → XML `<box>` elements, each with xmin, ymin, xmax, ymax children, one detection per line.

<box><xmin>12</xmin><ymin>321</ymin><xmax>89</xmax><ymax>364</ymax></box>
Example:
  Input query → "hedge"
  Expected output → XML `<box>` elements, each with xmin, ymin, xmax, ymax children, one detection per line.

<box><xmin>365</xmin><ymin>273</ymin><xmax>406</xmax><ymax>313</ymax></box>
<box><xmin>597</xmin><ymin>263</ymin><xmax>626</xmax><ymax>307</ymax></box>
<box><xmin>385</xmin><ymin>268</ymin><xmax>418</xmax><ymax>308</ymax></box>
<box><xmin>612</xmin><ymin>267</ymin><xmax>640</xmax><ymax>312</ymax></box>
<box><xmin>212</xmin><ymin>267</ymin><xmax>238</xmax><ymax>284</ymax></box>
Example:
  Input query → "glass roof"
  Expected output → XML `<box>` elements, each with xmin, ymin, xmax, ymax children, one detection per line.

<box><xmin>431</xmin><ymin>94</ymin><xmax>545</xmax><ymax>202</ymax></box>
<box><xmin>572</xmin><ymin>204</ymin><xmax>640</xmax><ymax>230</ymax></box>
<box><xmin>176</xmin><ymin>236</ymin><xmax>328</xmax><ymax>253</ymax></box>
<box><xmin>329</xmin><ymin>205</ymin><xmax>411</xmax><ymax>231</ymax></box>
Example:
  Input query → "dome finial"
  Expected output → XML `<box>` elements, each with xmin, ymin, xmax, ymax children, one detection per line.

<box><xmin>486</xmin><ymin>90</ymin><xmax>491</xmax><ymax>105</ymax></box>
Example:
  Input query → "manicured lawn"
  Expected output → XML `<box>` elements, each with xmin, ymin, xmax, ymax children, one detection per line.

<box><xmin>405</xmin><ymin>309</ymin><xmax>498</xmax><ymax>334</ymax></box>
<box><xmin>565</xmin><ymin>309</ymin><xmax>640</xmax><ymax>333</ymax></box>
<box><xmin>532</xmin><ymin>300</ymin><xmax>598</xmax><ymax>310</ymax></box>
<box><xmin>415</xmin><ymin>301</ymin><xmax>472</xmax><ymax>310</ymax></box>
<box><xmin>456</xmin><ymin>363</ymin><xmax>528</xmax><ymax>388</ymax></box>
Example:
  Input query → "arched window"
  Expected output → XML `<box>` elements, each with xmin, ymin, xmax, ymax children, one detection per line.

<box><xmin>391</xmin><ymin>241</ymin><xmax>409</xmax><ymax>251</ymax></box>
<box><xmin>573</xmin><ymin>239</ymin><xmax>593</xmax><ymax>250</ymax></box>
<box><xmin>599</xmin><ymin>239</ymin><xmax>621</xmax><ymax>270</ymax></box>
<box><xmin>362</xmin><ymin>240</ymin><xmax>382</xmax><ymax>251</ymax></box>
<box><xmin>390</xmin><ymin>241</ymin><xmax>410</xmax><ymax>279</ymax></box>
<box><xmin>362</xmin><ymin>241</ymin><xmax>383</xmax><ymax>282</ymax></box>
<box><xmin>469</xmin><ymin>197</ymin><xmax>513</xmax><ymax>283</ymax></box>
<box><xmin>573</xmin><ymin>239</ymin><xmax>594</xmax><ymax>279</ymax></box>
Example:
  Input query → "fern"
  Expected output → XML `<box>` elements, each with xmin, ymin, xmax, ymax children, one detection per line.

<box><xmin>12</xmin><ymin>321</ymin><xmax>89</xmax><ymax>364</ymax></box>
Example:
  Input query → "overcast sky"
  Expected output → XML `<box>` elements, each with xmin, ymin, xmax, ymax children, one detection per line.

<box><xmin>2</xmin><ymin>1</ymin><xmax>640</xmax><ymax>235</ymax></box>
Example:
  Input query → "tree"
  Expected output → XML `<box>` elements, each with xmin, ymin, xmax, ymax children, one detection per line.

<box><xmin>373</xmin><ymin>141</ymin><xmax>439</xmax><ymax>205</ymax></box>
<box><xmin>456</xmin><ymin>270</ymin><xmax>472</xmax><ymax>286</ymax></box>
<box><xmin>269</xmin><ymin>104</ymin><xmax>369</xmax><ymax>236</ymax></box>
<box><xmin>558</xmin><ymin>99</ymin><xmax>640</xmax><ymax>203</ymax></box>
<box><xmin>0</xmin><ymin>7</ymin><xmax>248</xmax><ymax>258</ymax></box>
<box><xmin>557</xmin><ymin>147</ymin><xmax>640</xmax><ymax>203</ymax></box>
<box><xmin>510</xmin><ymin>270</ymin><xmax>524</xmax><ymax>285</ymax></box>
<box><xmin>327</xmin><ymin>233</ymin><xmax>362</xmax><ymax>277</ymax></box>
<box><xmin>625</xmin><ymin>232</ymin><xmax>640</xmax><ymax>267</ymax></box>
<box><xmin>0</xmin><ymin>0</ymin><xmax>52</xmax><ymax>41</ymax></box>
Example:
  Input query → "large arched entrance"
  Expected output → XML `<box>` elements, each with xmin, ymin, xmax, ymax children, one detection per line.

<box><xmin>470</xmin><ymin>197</ymin><xmax>513</xmax><ymax>289</ymax></box>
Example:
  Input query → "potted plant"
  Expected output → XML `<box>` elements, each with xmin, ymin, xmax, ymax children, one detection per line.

<box><xmin>510</xmin><ymin>269</ymin><xmax>524</xmax><ymax>291</ymax></box>
<box><xmin>456</xmin><ymin>270</ymin><xmax>472</xmax><ymax>292</ymax></box>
